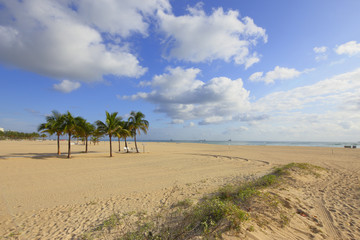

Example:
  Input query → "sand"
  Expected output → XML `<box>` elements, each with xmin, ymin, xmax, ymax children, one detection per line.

<box><xmin>0</xmin><ymin>140</ymin><xmax>359</xmax><ymax>239</ymax></box>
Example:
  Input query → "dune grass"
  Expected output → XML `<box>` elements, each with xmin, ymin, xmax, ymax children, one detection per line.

<box><xmin>84</xmin><ymin>163</ymin><xmax>324</xmax><ymax>239</ymax></box>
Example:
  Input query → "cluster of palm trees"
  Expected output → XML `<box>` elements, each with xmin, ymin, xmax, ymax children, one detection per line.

<box><xmin>38</xmin><ymin>110</ymin><xmax>149</xmax><ymax>158</ymax></box>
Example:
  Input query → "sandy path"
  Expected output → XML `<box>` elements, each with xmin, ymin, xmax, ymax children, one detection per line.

<box><xmin>0</xmin><ymin>141</ymin><xmax>359</xmax><ymax>239</ymax></box>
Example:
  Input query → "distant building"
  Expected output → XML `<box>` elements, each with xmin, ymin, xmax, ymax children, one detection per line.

<box><xmin>0</xmin><ymin>127</ymin><xmax>4</xmax><ymax>132</ymax></box>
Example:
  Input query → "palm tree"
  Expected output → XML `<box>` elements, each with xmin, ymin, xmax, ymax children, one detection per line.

<box><xmin>121</xmin><ymin>121</ymin><xmax>132</xmax><ymax>153</ymax></box>
<box><xmin>40</xmin><ymin>133</ymin><xmax>47</xmax><ymax>140</ymax></box>
<box><xmin>96</xmin><ymin>111</ymin><xmax>122</xmax><ymax>157</ymax></box>
<box><xmin>77</xmin><ymin>118</ymin><xmax>95</xmax><ymax>153</ymax></box>
<box><xmin>91</xmin><ymin>135</ymin><xmax>100</xmax><ymax>145</ymax></box>
<box><xmin>116</xmin><ymin>120</ymin><xmax>131</xmax><ymax>152</ymax></box>
<box><xmin>38</xmin><ymin>110</ymin><xmax>64</xmax><ymax>155</ymax></box>
<box><xmin>62</xmin><ymin>111</ymin><xmax>83</xmax><ymax>158</ymax></box>
<box><xmin>91</xmin><ymin>129</ymin><xmax>102</xmax><ymax>145</ymax></box>
<box><xmin>128</xmin><ymin>111</ymin><xmax>149</xmax><ymax>153</ymax></box>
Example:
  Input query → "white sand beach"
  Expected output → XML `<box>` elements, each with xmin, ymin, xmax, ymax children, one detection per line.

<box><xmin>0</xmin><ymin>140</ymin><xmax>359</xmax><ymax>239</ymax></box>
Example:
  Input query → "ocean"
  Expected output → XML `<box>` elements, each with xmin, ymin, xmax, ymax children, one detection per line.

<box><xmin>138</xmin><ymin>140</ymin><xmax>359</xmax><ymax>148</ymax></box>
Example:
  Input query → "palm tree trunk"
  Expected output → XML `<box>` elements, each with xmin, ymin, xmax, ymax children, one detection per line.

<box><xmin>118</xmin><ymin>137</ymin><xmax>121</xmax><ymax>152</ymax></box>
<box><xmin>109</xmin><ymin>135</ymin><xmax>112</xmax><ymax>157</ymax></box>
<box><xmin>85</xmin><ymin>136</ymin><xmax>88</xmax><ymax>153</ymax></box>
<box><xmin>134</xmin><ymin>134</ymin><xmax>139</xmax><ymax>153</ymax></box>
<box><xmin>125</xmin><ymin>138</ymin><xmax>129</xmax><ymax>153</ymax></box>
<box><xmin>68</xmin><ymin>133</ymin><xmax>71</xmax><ymax>158</ymax></box>
<box><xmin>57</xmin><ymin>133</ymin><xmax>61</xmax><ymax>155</ymax></box>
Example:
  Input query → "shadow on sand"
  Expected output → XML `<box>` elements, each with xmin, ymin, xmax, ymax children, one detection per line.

<box><xmin>0</xmin><ymin>151</ymin><xmax>97</xmax><ymax>160</ymax></box>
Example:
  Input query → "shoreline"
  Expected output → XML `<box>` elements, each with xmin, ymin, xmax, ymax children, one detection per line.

<box><xmin>6</xmin><ymin>138</ymin><xmax>359</xmax><ymax>148</ymax></box>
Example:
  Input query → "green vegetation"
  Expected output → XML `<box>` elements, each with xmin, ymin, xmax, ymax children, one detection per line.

<box><xmin>116</xmin><ymin>120</ymin><xmax>131</xmax><ymax>152</ymax></box>
<box><xmin>272</xmin><ymin>162</ymin><xmax>325</xmax><ymax>178</ymax></box>
<box><xmin>37</xmin><ymin>110</ymin><xmax>149</xmax><ymax>158</ymax></box>
<box><xmin>247</xmin><ymin>225</ymin><xmax>255</xmax><ymax>232</ymax></box>
<box><xmin>38</xmin><ymin>110</ymin><xmax>64</xmax><ymax>155</ymax></box>
<box><xmin>128</xmin><ymin>111</ymin><xmax>149</xmax><ymax>153</ymax></box>
<box><xmin>93</xmin><ymin>213</ymin><xmax>121</xmax><ymax>232</ymax></box>
<box><xmin>77</xmin><ymin>118</ymin><xmax>95</xmax><ymax>153</ymax></box>
<box><xmin>96</xmin><ymin>111</ymin><xmax>123</xmax><ymax>157</ymax></box>
<box><xmin>83</xmin><ymin>163</ymin><xmax>324</xmax><ymax>239</ymax></box>
<box><xmin>190</xmin><ymin>198</ymin><xmax>249</xmax><ymax>233</ymax></box>
<box><xmin>173</xmin><ymin>198</ymin><xmax>193</xmax><ymax>208</ymax></box>
<box><xmin>62</xmin><ymin>111</ymin><xmax>84</xmax><ymax>158</ymax></box>
<box><xmin>8</xmin><ymin>232</ymin><xmax>20</xmax><ymax>237</ymax></box>
<box><xmin>280</xmin><ymin>213</ymin><xmax>290</xmax><ymax>227</ymax></box>
<box><xmin>0</xmin><ymin>130</ymin><xmax>40</xmax><ymax>140</ymax></box>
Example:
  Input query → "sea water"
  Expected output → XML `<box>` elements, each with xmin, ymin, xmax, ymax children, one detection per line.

<box><xmin>139</xmin><ymin>140</ymin><xmax>358</xmax><ymax>148</ymax></box>
<box><xmin>90</xmin><ymin>139</ymin><xmax>358</xmax><ymax>148</ymax></box>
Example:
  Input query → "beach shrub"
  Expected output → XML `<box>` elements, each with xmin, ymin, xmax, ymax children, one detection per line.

<box><xmin>273</xmin><ymin>163</ymin><xmax>324</xmax><ymax>177</ymax></box>
<box><xmin>173</xmin><ymin>198</ymin><xmax>193</xmax><ymax>208</ymax></box>
<box><xmin>255</xmin><ymin>174</ymin><xmax>278</xmax><ymax>187</ymax></box>
<box><xmin>93</xmin><ymin>213</ymin><xmax>120</xmax><ymax>232</ymax></box>
<box><xmin>120</xmin><ymin>221</ymin><xmax>155</xmax><ymax>240</ymax></box>
<box><xmin>218</xmin><ymin>184</ymin><xmax>237</xmax><ymax>200</ymax></box>
<box><xmin>237</xmin><ymin>186</ymin><xmax>259</xmax><ymax>202</ymax></box>
<box><xmin>188</xmin><ymin>198</ymin><xmax>248</xmax><ymax>233</ymax></box>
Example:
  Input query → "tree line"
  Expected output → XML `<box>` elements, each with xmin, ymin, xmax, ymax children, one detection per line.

<box><xmin>38</xmin><ymin>110</ymin><xmax>149</xmax><ymax>158</ymax></box>
<box><xmin>0</xmin><ymin>130</ymin><xmax>46</xmax><ymax>140</ymax></box>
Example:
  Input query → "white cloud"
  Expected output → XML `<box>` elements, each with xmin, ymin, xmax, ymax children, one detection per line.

<box><xmin>0</xmin><ymin>0</ymin><xmax>155</xmax><ymax>86</ymax></box>
<box><xmin>236</xmin><ymin>68</ymin><xmax>360</xmax><ymax>141</ymax></box>
<box><xmin>158</xmin><ymin>5</ymin><xmax>267</xmax><ymax>67</ymax></box>
<box><xmin>335</xmin><ymin>41</ymin><xmax>360</xmax><ymax>56</ymax></box>
<box><xmin>253</xmin><ymin>68</ymin><xmax>360</xmax><ymax>113</ymax></box>
<box><xmin>329</xmin><ymin>58</ymin><xmax>346</xmax><ymax>66</ymax></box>
<box><xmin>186</xmin><ymin>122</ymin><xmax>195</xmax><ymax>128</ymax></box>
<box><xmin>313</xmin><ymin>46</ymin><xmax>327</xmax><ymax>53</ymax></box>
<box><xmin>124</xmin><ymin>66</ymin><xmax>251</xmax><ymax>122</ymax></box>
<box><xmin>75</xmin><ymin>0</ymin><xmax>170</xmax><ymax>37</ymax></box>
<box><xmin>53</xmin><ymin>80</ymin><xmax>81</xmax><ymax>93</ymax></box>
<box><xmin>315</xmin><ymin>55</ymin><xmax>328</xmax><ymax>62</ymax></box>
<box><xmin>199</xmin><ymin>116</ymin><xmax>231</xmax><ymax>125</ymax></box>
<box><xmin>313</xmin><ymin>46</ymin><xmax>328</xmax><ymax>61</ymax></box>
<box><xmin>249</xmin><ymin>66</ymin><xmax>302</xmax><ymax>84</ymax></box>
<box><xmin>125</xmin><ymin>66</ymin><xmax>360</xmax><ymax>140</ymax></box>
<box><xmin>245</xmin><ymin>108</ymin><xmax>360</xmax><ymax>142</ymax></box>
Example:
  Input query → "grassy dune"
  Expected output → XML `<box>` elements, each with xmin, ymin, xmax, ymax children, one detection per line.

<box><xmin>82</xmin><ymin>163</ymin><xmax>325</xmax><ymax>239</ymax></box>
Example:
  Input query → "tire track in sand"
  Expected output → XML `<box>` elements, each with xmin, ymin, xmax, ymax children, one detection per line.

<box><xmin>313</xmin><ymin>164</ymin><xmax>360</xmax><ymax>240</ymax></box>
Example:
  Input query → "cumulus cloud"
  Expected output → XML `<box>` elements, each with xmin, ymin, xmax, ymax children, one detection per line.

<box><xmin>0</xmin><ymin>0</ymin><xmax>157</xmax><ymax>86</ymax></box>
<box><xmin>199</xmin><ymin>116</ymin><xmax>231</xmax><ymax>125</ymax></box>
<box><xmin>157</xmin><ymin>4</ymin><xmax>267</xmax><ymax>67</ymax></box>
<box><xmin>335</xmin><ymin>41</ymin><xmax>360</xmax><ymax>56</ymax></box>
<box><xmin>249</xmin><ymin>66</ymin><xmax>302</xmax><ymax>84</ymax></box>
<box><xmin>234</xmin><ymin>68</ymin><xmax>360</xmax><ymax>141</ymax></box>
<box><xmin>123</xmin><ymin>66</ymin><xmax>360</xmax><ymax>140</ymax></box>
<box><xmin>53</xmin><ymin>80</ymin><xmax>81</xmax><ymax>93</ymax></box>
<box><xmin>313</xmin><ymin>46</ymin><xmax>327</xmax><ymax>53</ymax></box>
<box><xmin>253</xmin><ymin>68</ymin><xmax>360</xmax><ymax>113</ymax></box>
<box><xmin>124</xmin><ymin>66</ymin><xmax>251</xmax><ymax>123</ymax></box>
<box><xmin>75</xmin><ymin>0</ymin><xmax>170</xmax><ymax>37</ymax></box>
<box><xmin>313</xmin><ymin>46</ymin><xmax>328</xmax><ymax>61</ymax></box>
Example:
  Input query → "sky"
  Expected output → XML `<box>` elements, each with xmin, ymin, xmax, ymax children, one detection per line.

<box><xmin>1</xmin><ymin>0</ymin><xmax>360</xmax><ymax>141</ymax></box>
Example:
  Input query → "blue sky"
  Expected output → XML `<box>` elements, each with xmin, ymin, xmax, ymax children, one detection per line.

<box><xmin>1</xmin><ymin>0</ymin><xmax>360</xmax><ymax>141</ymax></box>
